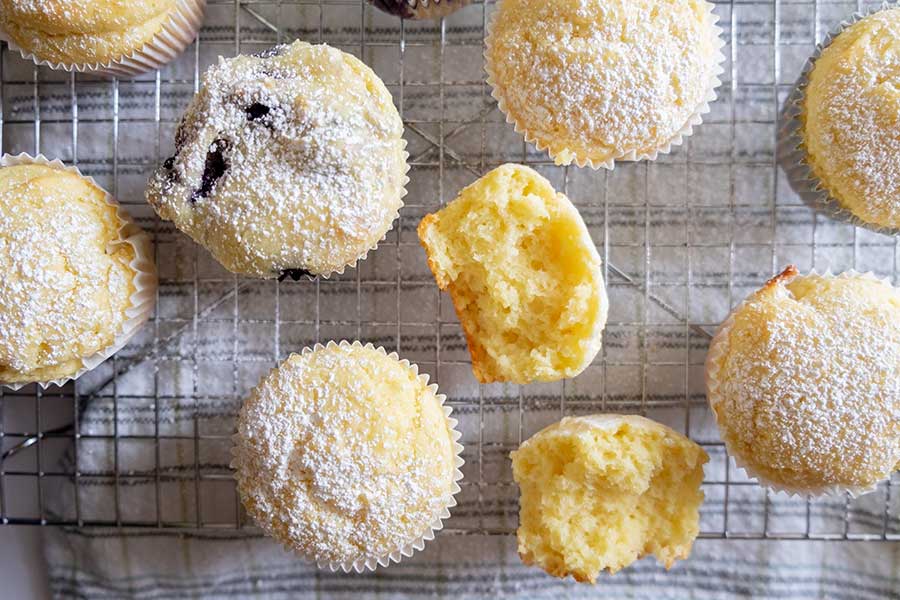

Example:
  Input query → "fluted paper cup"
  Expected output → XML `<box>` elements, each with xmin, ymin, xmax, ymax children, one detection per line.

<box><xmin>0</xmin><ymin>0</ymin><xmax>206</xmax><ymax>78</ymax></box>
<box><xmin>0</xmin><ymin>153</ymin><xmax>158</xmax><ymax>390</ymax></box>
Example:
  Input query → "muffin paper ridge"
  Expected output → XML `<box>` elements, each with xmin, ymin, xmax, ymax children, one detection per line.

<box><xmin>230</xmin><ymin>339</ymin><xmax>464</xmax><ymax>573</ymax></box>
<box><xmin>704</xmin><ymin>266</ymin><xmax>897</xmax><ymax>498</ymax></box>
<box><xmin>0</xmin><ymin>153</ymin><xmax>159</xmax><ymax>391</ymax></box>
<box><xmin>0</xmin><ymin>0</ymin><xmax>206</xmax><ymax>77</ymax></box>
<box><xmin>483</xmin><ymin>1</ymin><xmax>726</xmax><ymax>170</ymax></box>
<box><xmin>780</xmin><ymin>2</ymin><xmax>900</xmax><ymax>237</ymax></box>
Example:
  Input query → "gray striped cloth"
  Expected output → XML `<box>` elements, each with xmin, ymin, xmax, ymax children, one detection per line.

<box><xmin>2</xmin><ymin>1</ymin><xmax>898</xmax><ymax>597</ymax></box>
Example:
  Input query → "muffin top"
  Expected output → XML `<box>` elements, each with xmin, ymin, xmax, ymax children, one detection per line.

<box><xmin>0</xmin><ymin>164</ymin><xmax>138</xmax><ymax>385</ymax></box>
<box><xmin>232</xmin><ymin>342</ymin><xmax>460</xmax><ymax>568</ymax></box>
<box><xmin>417</xmin><ymin>163</ymin><xmax>607</xmax><ymax>384</ymax></box>
<box><xmin>511</xmin><ymin>414</ymin><xmax>708</xmax><ymax>582</ymax></box>
<box><xmin>802</xmin><ymin>8</ymin><xmax>900</xmax><ymax>230</ymax></box>
<box><xmin>147</xmin><ymin>41</ymin><xmax>407</xmax><ymax>279</ymax></box>
<box><xmin>485</xmin><ymin>0</ymin><xmax>721</xmax><ymax>167</ymax></box>
<box><xmin>0</xmin><ymin>0</ymin><xmax>178</xmax><ymax>65</ymax></box>
<box><xmin>706</xmin><ymin>266</ymin><xmax>900</xmax><ymax>494</ymax></box>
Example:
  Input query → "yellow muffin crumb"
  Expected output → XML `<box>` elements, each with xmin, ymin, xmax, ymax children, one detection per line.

<box><xmin>706</xmin><ymin>266</ymin><xmax>900</xmax><ymax>494</ymax></box>
<box><xmin>512</xmin><ymin>414</ymin><xmax>708</xmax><ymax>583</ymax></box>
<box><xmin>417</xmin><ymin>164</ymin><xmax>607</xmax><ymax>384</ymax></box>
<box><xmin>802</xmin><ymin>8</ymin><xmax>900</xmax><ymax>230</ymax></box>
<box><xmin>0</xmin><ymin>164</ymin><xmax>138</xmax><ymax>385</ymax></box>
<box><xmin>485</xmin><ymin>0</ymin><xmax>722</xmax><ymax>167</ymax></box>
<box><xmin>232</xmin><ymin>341</ymin><xmax>461</xmax><ymax>569</ymax></box>
<box><xmin>0</xmin><ymin>0</ymin><xmax>179</xmax><ymax>66</ymax></box>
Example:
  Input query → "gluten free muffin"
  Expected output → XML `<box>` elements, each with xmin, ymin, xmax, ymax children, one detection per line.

<box><xmin>147</xmin><ymin>41</ymin><xmax>408</xmax><ymax>279</ymax></box>
<box><xmin>485</xmin><ymin>0</ymin><xmax>724</xmax><ymax>168</ymax></box>
<box><xmin>417</xmin><ymin>164</ymin><xmax>608</xmax><ymax>384</ymax></box>
<box><xmin>0</xmin><ymin>0</ymin><xmax>204</xmax><ymax>74</ymax></box>
<box><xmin>512</xmin><ymin>415</ymin><xmax>708</xmax><ymax>583</ymax></box>
<box><xmin>0</xmin><ymin>158</ymin><xmax>155</xmax><ymax>387</ymax></box>
<box><xmin>232</xmin><ymin>341</ymin><xmax>463</xmax><ymax>571</ymax></box>
<box><xmin>705</xmin><ymin>266</ymin><xmax>900</xmax><ymax>495</ymax></box>
<box><xmin>799</xmin><ymin>8</ymin><xmax>900</xmax><ymax>231</ymax></box>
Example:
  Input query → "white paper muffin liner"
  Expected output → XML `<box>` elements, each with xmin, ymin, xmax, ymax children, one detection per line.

<box><xmin>0</xmin><ymin>0</ymin><xmax>206</xmax><ymax>78</ymax></box>
<box><xmin>704</xmin><ymin>266</ymin><xmax>898</xmax><ymax>498</ymax></box>
<box><xmin>780</xmin><ymin>3</ymin><xmax>900</xmax><ymax>237</ymax></box>
<box><xmin>231</xmin><ymin>340</ymin><xmax>465</xmax><ymax>573</ymax></box>
<box><xmin>0</xmin><ymin>153</ymin><xmax>158</xmax><ymax>391</ymax></box>
<box><xmin>483</xmin><ymin>1</ymin><xmax>726</xmax><ymax>170</ymax></box>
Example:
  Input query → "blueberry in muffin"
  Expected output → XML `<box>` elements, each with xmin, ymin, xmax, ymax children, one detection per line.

<box><xmin>146</xmin><ymin>40</ymin><xmax>408</xmax><ymax>279</ymax></box>
<box><xmin>368</xmin><ymin>0</ymin><xmax>471</xmax><ymax>19</ymax></box>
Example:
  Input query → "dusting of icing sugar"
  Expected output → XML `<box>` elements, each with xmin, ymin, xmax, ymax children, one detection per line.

<box><xmin>485</xmin><ymin>0</ymin><xmax>721</xmax><ymax>165</ymax></box>
<box><xmin>146</xmin><ymin>41</ymin><xmax>407</xmax><ymax>278</ymax></box>
<box><xmin>1</xmin><ymin>0</ymin><xmax>174</xmax><ymax>29</ymax></box>
<box><xmin>803</xmin><ymin>8</ymin><xmax>900</xmax><ymax>230</ymax></box>
<box><xmin>232</xmin><ymin>343</ymin><xmax>456</xmax><ymax>566</ymax></box>
<box><xmin>710</xmin><ymin>270</ymin><xmax>900</xmax><ymax>492</ymax></box>
<box><xmin>0</xmin><ymin>0</ymin><xmax>178</xmax><ymax>64</ymax></box>
<box><xmin>0</xmin><ymin>165</ymin><xmax>137</xmax><ymax>384</ymax></box>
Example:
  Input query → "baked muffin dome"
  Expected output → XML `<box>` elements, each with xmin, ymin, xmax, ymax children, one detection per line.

<box><xmin>512</xmin><ymin>415</ymin><xmax>708</xmax><ymax>583</ymax></box>
<box><xmin>232</xmin><ymin>341</ymin><xmax>462</xmax><ymax>570</ymax></box>
<box><xmin>706</xmin><ymin>266</ymin><xmax>900</xmax><ymax>495</ymax></box>
<box><xmin>147</xmin><ymin>41</ymin><xmax>408</xmax><ymax>279</ymax></box>
<box><xmin>801</xmin><ymin>8</ymin><xmax>900</xmax><ymax>230</ymax></box>
<box><xmin>485</xmin><ymin>0</ymin><xmax>722</xmax><ymax>168</ymax></box>
<box><xmin>417</xmin><ymin>163</ymin><xmax>608</xmax><ymax>384</ymax></box>
<box><xmin>0</xmin><ymin>0</ymin><xmax>179</xmax><ymax>65</ymax></box>
<box><xmin>0</xmin><ymin>164</ymin><xmax>139</xmax><ymax>385</ymax></box>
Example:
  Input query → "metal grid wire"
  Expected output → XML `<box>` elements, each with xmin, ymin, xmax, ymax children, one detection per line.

<box><xmin>0</xmin><ymin>0</ymin><xmax>898</xmax><ymax>542</ymax></box>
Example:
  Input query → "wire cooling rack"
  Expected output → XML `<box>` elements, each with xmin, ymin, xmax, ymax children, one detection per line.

<box><xmin>0</xmin><ymin>0</ymin><xmax>898</xmax><ymax>543</ymax></box>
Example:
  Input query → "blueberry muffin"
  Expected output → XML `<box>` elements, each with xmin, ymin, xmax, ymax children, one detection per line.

<box><xmin>0</xmin><ymin>162</ymin><xmax>148</xmax><ymax>385</ymax></box>
<box><xmin>368</xmin><ymin>0</ymin><xmax>471</xmax><ymax>19</ymax></box>
<box><xmin>146</xmin><ymin>41</ymin><xmax>408</xmax><ymax>279</ymax></box>
<box><xmin>232</xmin><ymin>341</ymin><xmax>463</xmax><ymax>571</ymax></box>
<box><xmin>0</xmin><ymin>0</ymin><xmax>195</xmax><ymax>68</ymax></box>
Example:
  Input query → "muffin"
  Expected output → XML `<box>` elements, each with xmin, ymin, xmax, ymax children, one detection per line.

<box><xmin>0</xmin><ymin>157</ymin><xmax>155</xmax><ymax>387</ymax></box>
<box><xmin>484</xmin><ymin>0</ymin><xmax>724</xmax><ymax>168</ymax></box>
<box><xmin>705</xmin><ymin>266</ymin><xmax>900</xmax><ymax>495</ymax></box>
<box><xmin>0</xmin><ymin>0</ymin><xmax>205</xmax><ymax>75</ymax></box>
<box><xmin>799</xmin><ymin>8</ymin><xmax>900</xmax><ymax>231</ymax></box>
<box><xmin>369</xmin><ymin>0</ymin><xmax>471</xmax><ymax>19</ymax></box>
<box><xmin>147</xmin><ymin>41</ymin><xmax>408</xmax><ymax>279</ymax></box>
<box><xmin>417</xmin><ymin>163</ymin><xmax>608</xmax><ymax>384</ymax></box>
<box><xmin>232</xmin><ymin>341</ymin><xmax>463</xmax><ymax>571</ymax></box>
<box><xmin>512</xmin><ymin>415</ymin><xmax>708</xmax><ymax>583</ymax></box>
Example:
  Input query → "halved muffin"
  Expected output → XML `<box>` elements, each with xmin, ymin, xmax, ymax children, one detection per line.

<box><xmin>417</xmin><ymin>164</ymin><xmax>607</xmax><ymax>383</ymax></box>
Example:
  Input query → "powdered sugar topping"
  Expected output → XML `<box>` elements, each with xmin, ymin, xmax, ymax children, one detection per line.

<box><xmin>0</xmin><ymin>164</ymin><xmax>137</xmax><ymax>383</ymax></box>
<box><xmin>802</xmin><ymin>8</ymin><xmax>900</xmax><ymax>229</ymax></box>
<box><xmin>232</xmin><ymin>342</ymin><xmax>458</xmax><ymax>567</ymax></box>
<box><xmin>486</xmin><ymin>0</ymin><xmax>722</xmax><ymax>165</ymax></box>
<box><xmin>146</xmin><ymin>41</ymin><xmax>407</xmax><ymax>278</ymax></box>
<box><xmin>709</xmin><ymin>269</ymin><xmax>900</xmax><ymax>492</ymax></box>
